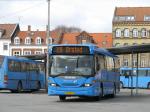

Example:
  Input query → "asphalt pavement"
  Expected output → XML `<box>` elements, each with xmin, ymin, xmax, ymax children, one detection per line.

<box><xmin>0</xmin><ymin>89</ymin><xmax>150</xmax><ymax>112</ymax></box>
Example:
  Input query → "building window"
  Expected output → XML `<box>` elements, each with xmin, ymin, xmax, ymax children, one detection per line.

<box><xmin>114</xmin><ymin>43</ymin><xmax>120</xmax><ymax>47</ymax></box>
<box><xmin>13</xmin><ymin>51</ymin><xmax>20</xmax><ymax>56</ymax></box>
<box><xmin>36</xmin><ymin>37</ymin><xmax>41</xmax><ymax>45</ymax></box>
<box><xmin>14</xmin><ymin>37</ymin><xmax>20</xmax><ymax>44</ymax></box>
<box><xmin>124</xmin><ymin>29</ymin><xmax>130</xmax><ymax>37</ymax></box>
<box><xmin>133</xmin><ymin>43</ymin><xmax>137</xmax><ymax>45</ymax></box>
<box><xmin>115</xmin><ymin>29</ymin><xmax>121</xmax><ymax>37</ymax></box>
<box><xmin>25</xmin><ymin>37</ymin><xmax>31</xmax><ymax>45</ymax></box>
<box><xmin>141</xmin><ymin>28</ymin><xmax>147</xmax><ymax>37</ymax></box>
<box><xmin>132</xmin><ymin>29</ymin><xmax>138</xmax><ymax>37</ymax></box>
<box><xmin>124</xmin><ymin>43</ymin><xmax>128</xmax><ymax>46</ymax></box>
<box><xmin>102</xmin><ymin>41</ymin><xmax>107</xmax><ymax>46</ymax></box>
<box><xmin>141</xmin><ymin>59</ymin><xmax>146</xmax><ymax>67</ymax></box>
<box><xmin>123</xmin><ymin>59</ymin><xmax>128</xmax><ymax>67</ymax></box>
<box><xmin>119</xmin><ymin>16</ymin><xmax>126</xmax><ymax>21</ymax></box>
<box><xmin>46</xmin><ymin>37</ymin><xmax>53</xmax><ymax>44</ymax></box>
<box><xmin>24</xmin><ymin>51</ymin><xmax>31</xmax><ymax>55</ymax></box>
<box><xmin>3</xmin><ymin>43</ymin><xmax>8</xmax><ymax>50</ymax></box>
<box><xmin>35</xmin><ymin>51</ymin><xmax>42</xmax><ymax>54</ymax></box>
<box><xmin>144</xmin><ymin>16</ymin><xmax>150</xmax><ymax>21</ymax></box>
<box><xmin>81</xmin><ymin>39</ymin><xmax>87</xmax><ymax>44</ymax></box>
<box><xmin>133</xmin><ymin>59</ymin><xmax>137</xmax><ymax>67</ymax></box>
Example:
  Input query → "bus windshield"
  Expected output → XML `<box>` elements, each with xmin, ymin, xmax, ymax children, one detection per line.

<box><xmin>50</xmin><ymin>55</ymin><xmax>94</xmax><ymax>76</ymax></box>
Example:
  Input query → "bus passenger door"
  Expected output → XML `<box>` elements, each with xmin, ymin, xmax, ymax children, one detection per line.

<box><xmin>123</xmin><ymin>70</ymin><xmax>130</xmax><ymax>88</ymax></box>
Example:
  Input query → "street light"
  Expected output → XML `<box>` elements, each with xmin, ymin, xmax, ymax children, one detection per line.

<box><xmin>46</xmin><ymin>0</ymin><xmax>51</xmax><ymax>91</ymax></box>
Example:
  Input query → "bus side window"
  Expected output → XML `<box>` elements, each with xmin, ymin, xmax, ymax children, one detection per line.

<box><xmin>106</xmin><ymin>56</ymin><xmax>115</xmax><ymax>72</ymax></box>
<box><xmin>99</xmin><ymin>55</ymin><xmax>105</xmax><ymax>70</ymax></box>
<box><xmin>8</xmin><ymin>60</ymin><xmax>14</xmax><ymax>72</ymax></box>
<box><xmin>38</xmin><ymin>63</ymin><xmax>45</xmax><ymax>73</ymax></box>
<box><xmin>26</xmin><ymin>63</ymin><xmax>30</xmax><ymax>71</ymax></box>
<box><xmin>95</xmin><ymin>56</ymin><xmax>100</xmax><ymax>72</ymax></box>
<box><xmin>21</xmin><ymin>62</ymin><xmax>26</xmax><ymax>72</ymax></box>
<box><xmin>114</xmin><ymin>58</ymin><xmax>120</xmax><ymax>72</ymax></box>
<box><xmin>14</xmin><ymin>61</ymin><xmax>21</xmax><ymax>72</ymax></box>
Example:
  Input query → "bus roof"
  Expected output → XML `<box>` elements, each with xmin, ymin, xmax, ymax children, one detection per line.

<box><xmin>1</xmin><ymin>55</ymin><xmax>42</xmax><ymax>63</ymax></box>
<box><xmin>120</xmin><ymin>67</ymin><xmax>150</xmax><ymax>70</ymax></box>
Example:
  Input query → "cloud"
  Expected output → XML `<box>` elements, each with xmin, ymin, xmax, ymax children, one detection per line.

<box><xmin>1</xmin><ymin>0</ymin><xmax>150</xmax><ymax>32</ymax></box>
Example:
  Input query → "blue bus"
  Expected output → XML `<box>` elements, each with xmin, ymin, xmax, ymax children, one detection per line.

<box><xmin>0</xmin><ymin>55</ymin><xmax>45</xmax><ymax>92</ymax></box>
<box><xmin>120</xmin><ymin>67</ymin><xmax>150</xmax><ymax>89</ymax></box>
<box><xmin>48</xmin><ymin>44</ymin><xmax>120</xmax><ymax>101</ymax></box>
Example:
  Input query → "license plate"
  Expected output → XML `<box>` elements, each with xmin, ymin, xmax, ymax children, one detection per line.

<box><xmin>65</xmin><ymin>92</ymin><xmax>75</xmax><ymax>95</ymax></box>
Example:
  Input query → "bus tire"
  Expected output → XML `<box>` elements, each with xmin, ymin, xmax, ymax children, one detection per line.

<box><xmin>36</xmin><ymin>81</ymin><xmax>41</xmax><ymax>90</ymax></box>
<box><xmin>11</xmin><ymin>90</ymin><xmax>17</xmax><ymax>93</ymax></box>
<box><xmin>147</xmin><ymin>83</ymin><xmax>150</xmax><ymax>89</ymax></box>
<box><xmin>111</xmin><ymin>84</ymin><xmax>116</xmax><ymax>98</ymax></box>
<box><xmin>17</xmin><ymin>82</ymin><xmax>23</xmax><ymax>93</ymax></box>
<box><xmin>120</xmin><ymin>82</ymin><xmax>123</xmax><ymax>89</ymax></box>
<box><xmin>95</xmin><ymin>86</ymin><xmax>103</xmax><ymax>101</ymax></box>
<box><xmin>59</xmin><ymin>96</ymin><xmax>66</xmax><ymax>101</ymax></box>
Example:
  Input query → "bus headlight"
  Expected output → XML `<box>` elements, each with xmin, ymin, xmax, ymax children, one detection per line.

<box><xmin>50</xmin><ymin>83</ymin><xmax>57</xmax><ymax>86</ymax></box>
<box><xmin>84</xmin><ymin>84</ymin><xmax>91</xmax><ymax>87</ymax></box>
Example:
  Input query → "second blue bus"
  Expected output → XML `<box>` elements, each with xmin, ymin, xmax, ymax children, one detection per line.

<box><xmin>120</xmin><ymin>67</ymin><xmax>150</xmax><ymax>89</ymax></box>
<box><xmin>0</xmin><ymin>55</ymin><xmax>45</xmax><ymax>92</ymax></box>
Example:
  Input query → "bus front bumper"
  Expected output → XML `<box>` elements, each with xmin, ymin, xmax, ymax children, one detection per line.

<box><xmin>48</xmin><ymin>86</ymin><xmax>99</xmax><ymax>96</ymax></box>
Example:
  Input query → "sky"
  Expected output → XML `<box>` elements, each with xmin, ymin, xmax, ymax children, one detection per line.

<box><xmin>1</xmin><ymin>0</ymin><xmax>150</xmax><ymax>32</ymax></box>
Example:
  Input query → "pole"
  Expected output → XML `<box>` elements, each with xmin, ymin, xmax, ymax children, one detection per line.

<box><xmin>136</xmin><ymin>53</ymin><xmax>139</xmax><ymax>95</ymax></box>
<box><xmin>46</xmin><ymin>0</ymin><xmax>50</xmax><ymax>91</ymax></box>
<box><xmin>131</xmin><ymin>52</ymin><xmax>134</xmax><ymax>96</ymax></box>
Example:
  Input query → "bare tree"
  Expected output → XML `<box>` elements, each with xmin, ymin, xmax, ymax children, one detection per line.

<box><xmin>53</xmin><ymin>25</ymin><xmax>82</xmax><ymax>33</ymax></box>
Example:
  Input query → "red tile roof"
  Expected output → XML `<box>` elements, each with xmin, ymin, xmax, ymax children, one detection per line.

<box><xmin>114</xmin><ymin>7</ymin><xmax>150</xmax><ymax>22</ymax></box>
<box><xmin>0</xmin><ymin>24</ymin><xmax>18</xmax><ymax>39</ymax></box>
<box><xmin>16</xmin><ymin>30</ymin><xmax>59</xmax><ymax>44</ymax></box>
<box><xmin>60</xmin><ymin>32</ymin><xmax>112</xmax><ymax>48</ymax></box>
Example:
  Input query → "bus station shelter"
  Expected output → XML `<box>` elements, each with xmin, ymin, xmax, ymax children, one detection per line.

<box><xmin>107</xmin><ymin>44</ymin><xmax>150</xmax><ymax>95</ymax></box>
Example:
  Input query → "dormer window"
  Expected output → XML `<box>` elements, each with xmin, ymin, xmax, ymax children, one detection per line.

<box><xmin>144</xmin><ymin>15</ymin><xmax>150</xmax><ymax>21</ymax></box>
<box><xmin>36</xmin><ymin>37</ymin><xmax>41</xmax><ymax>45</ymax></box>
<box><xmin>81</xmin><ymin>39</ymin><xmax>87</xmax><ymax>44</ymax></box>
<box><xmin>25</xmin><ymin>37</ymin><xmax>31</xmax><ymax>45</ymax></box>
<box><xmin>14</xmin><ymin>37</ymin><xmax>20</xmax><ymax>44</ymax></box>
<box><xmin>46</xmin><ymin>37</ymin><xmax>53</xmax><ymax>44</ymax></box>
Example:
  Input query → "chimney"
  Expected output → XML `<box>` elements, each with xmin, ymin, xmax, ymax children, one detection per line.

<box><xmin>28</xmin><ymin>25</ymin><xmax>31</xmax><ymax>31</ymax></box>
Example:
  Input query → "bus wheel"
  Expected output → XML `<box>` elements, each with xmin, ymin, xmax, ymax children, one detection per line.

<box><xmin>36</xmin><ymin>82</ymin><xmax>41</xmax><ymax>90</ymax></box>
<box><xmin>17</xmin><ymin>82</ymin><xmax>23</xmax><ymax>93</ymax></box>
<box><xmin>59</xmin><ymin>96</ymin><xmax>66</xmax><ymax>101</ymax></box>
<box><xmin>120</xmin><ymin>82</ymin><xmax>123</xmax><ymax>89</ymax></box>
<box><xmin>11</xmin><ymin>90</ymin><xmax>17</xmax><ymax>93</ymax></box>
<box><xmin>111</xmin><ymin>85</ymin><xmax>116</xmax><ymax>98</ymax></box>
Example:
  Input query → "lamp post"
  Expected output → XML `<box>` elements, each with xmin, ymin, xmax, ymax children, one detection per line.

<box><xmin>46</xmin><ymin>0</ymin><xmax>51</xmax><ymax>91</ymax></box>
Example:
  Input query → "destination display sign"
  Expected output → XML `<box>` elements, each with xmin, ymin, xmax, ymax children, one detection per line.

<box><xmin>52</xmin><ymin>46</ymin><xmax>90</xmax><ymax>55</ymax></box>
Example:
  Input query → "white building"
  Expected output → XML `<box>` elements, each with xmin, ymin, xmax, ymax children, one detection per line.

<box><xmin>0</xmin><ymin>24</ymin><xmax>19</xmax><ymax>56</ymax></box>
